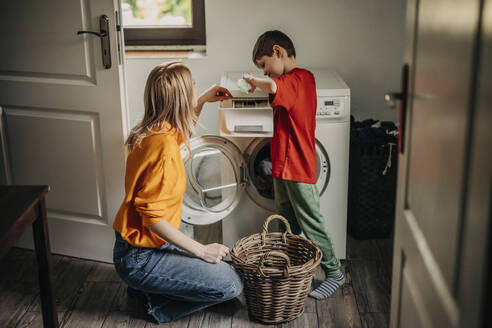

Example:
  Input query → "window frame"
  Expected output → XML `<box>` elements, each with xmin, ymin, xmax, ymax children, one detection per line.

<box><xmin>123</xmin><ymin>0</ymin><xmax>205</xmax><ymax>46</ymax></box>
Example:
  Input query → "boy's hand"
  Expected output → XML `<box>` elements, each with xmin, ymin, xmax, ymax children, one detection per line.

<box><xmin>243</xmin><ymin>73</ymin><xmax>277</xmax><ymax>94</ymax></box>
<box><xmin>242</xmin><ymin>73</ymin><xmax>257</xmax><ymax>93</ymax></box>
<box><xmin>200</xmin><ymin>84</ymin><xmax>232</xmax><ymax>103</ymax></box>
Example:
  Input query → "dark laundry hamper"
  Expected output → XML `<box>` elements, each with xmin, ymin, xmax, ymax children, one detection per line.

<box><xmin>348</xmin><ymin>117</ymin><xmax>399</xmax><ymax>239</ymax></box>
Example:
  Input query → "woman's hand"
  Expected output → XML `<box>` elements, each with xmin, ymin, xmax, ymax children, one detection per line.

<box><xmin>149</xmin><ymin>220</ymin><xmax>230</xmax><ymax>264</ymax></box>
<box><xmin>200</xmin><ymin>85</ymin><xmax>232</xmax><ymax>104</ymax></box>
<box><xmin>195</xmin><ymin>84</ymin><xmax>232</xmax><ymax>117</ymax></box>
<box><xmin>242</xmin><ymin>73</ymin><xmax>257</xmax><ymax>93</ymax></box>
<box><xmin>201</xmin><ymin>243</ymin><xmax>229</xmax><ymax>264</ymax></box>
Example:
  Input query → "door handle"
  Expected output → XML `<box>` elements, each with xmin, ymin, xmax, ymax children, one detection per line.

<box><xmin>384</xmin><ymin>92</ymin><xmax>404</xmax><ymax>109</ymax></box>
<box><xmin>77</xmin><ymin>15</ymin><xmax>111</xmax><ymax>69</ymax></box>
<box><xmin>385</xmin><ymin>64</ymin><xmax>409</xmax><ymax>153</ymax></box>
<box><xmin>77</xmin><ymin>31</ymin><xmax>106</xmax><ymax>37</ymax></box>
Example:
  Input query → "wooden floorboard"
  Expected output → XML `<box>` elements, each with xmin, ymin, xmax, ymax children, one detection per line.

<box><xmin>0</xmin><ymin>279</ymin><xmax>40</xmax><ymax>327</ymax></box>
<box><xmin>277</xmin><ymin>312</ymin><xmax>318</xmax><ymax>328</ymax></box>
<box><xmin>0</xmin><ymin>235</ymin><xmax>392</xmax><ymax>328</ymax></box>
<box><xmin>29</xmin><ymin>256</ymin><xmax>95</xmax><ymax>312</ymax></box>
<box><xmin>350</xmin><ymin>259</ymin><xmax>391</xmax><ymax>314</ymax></box>
<box><xmin>101</xmin><ymin>282</ymin><xmax>148</xmax><ymax>328</ymax></box>
<box><xmin>316</xmin><ymin>285</ymin><xmax>362</xmax><ymax>328</ymax></box>
<box><xmin>231</xmin><ymin>294</ymin><xmax>270</xmax><ymax>328</ymax></box>
<box><xmin>63</xmin><ymin>281</ymin><xmax>120</xmax><ymax>328</ymax></box>
<box><xmin>87</xmin><ymin>261</ymin><xmax>122</xmax><ymax>283</ymax></box>
<box><xmin>375</xmin><ymin>238</ymin><xmax>394</xmax><ymax>280</ymax></box>
<box><xmin>360</xmin><ymin>312</ymin><xmax>390</xmax><ymax>328</ymax></box>
<box><xmin>0</xmin><ymin>248</ymin><xmax>47</xmax><ymax>328</ymax></box>
<box><xmin>16</xmin><ymin>310</ymin><xmax>65</xmax><ymax>328</ymax></box>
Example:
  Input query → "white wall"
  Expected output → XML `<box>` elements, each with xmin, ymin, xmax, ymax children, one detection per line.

<box><xmin>125</xmin><ymin>0</ymin><xmax>406</xmax><ymax>133</ymax></box>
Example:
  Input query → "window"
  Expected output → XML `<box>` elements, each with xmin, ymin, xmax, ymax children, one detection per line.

<box><xmin>121</xmin><ymin>0</ymin><xmax>205</xmax><ymax>48</ymax></box>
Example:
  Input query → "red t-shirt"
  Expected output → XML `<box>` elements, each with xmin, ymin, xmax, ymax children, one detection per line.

<box><xmin>270</xmin><ymin>68</ymin><xmax>317</xmax><ymax>184</ymax></box>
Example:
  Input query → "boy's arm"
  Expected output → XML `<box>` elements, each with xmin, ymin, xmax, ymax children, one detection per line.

<box><xmin>243</xmin><ymin>74</ymin><xmax>277</xmax><ymax>95</ymax></box>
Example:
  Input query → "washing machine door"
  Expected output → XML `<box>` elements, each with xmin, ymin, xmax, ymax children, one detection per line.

<box><xmin>180</xmin><ymin>135</ymin><xmax>246</xmax><ymax>225</ymax></box>
<box><xmin>244</xmin><ymin>138</ymin><xmax>330</xmax><ymax>211</ymax></box>
<box><xmin>315</xmin><ymin>139</ymin><xmax>330</xmax><ymax>195</ymax></box>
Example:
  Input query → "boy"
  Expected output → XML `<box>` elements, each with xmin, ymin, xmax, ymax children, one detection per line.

<box><xmin>243</xmin><ymin>30</ymin><xmax>344</xmax><ymax>299</ymax></box>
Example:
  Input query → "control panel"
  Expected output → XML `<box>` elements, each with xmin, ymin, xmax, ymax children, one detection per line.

<box><xmin>316</xmin><ymin>97</ymin><xmax>347</xmax><ymax>118</ymax></box>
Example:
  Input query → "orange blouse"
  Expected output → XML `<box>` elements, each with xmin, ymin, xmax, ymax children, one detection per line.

<box><xmin>113</xmin><ymin>129</ymin><xmax>186</xmax><ymax>248</ymax></box>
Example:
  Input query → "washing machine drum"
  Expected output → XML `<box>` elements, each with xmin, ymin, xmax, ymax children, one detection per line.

<box><xmin>184</xmin><ymin>146</ymin><xmax>237</xmax><ymax>211</ymax></box>
<box><xmin>245</xmin><ymin>138</ymin><xmax>330</xmax><ymax>212</ymax></box>
<box><xmin>180</xmin><ymin>136</ymin><xmax>247</xmax><ymax>225</ymax></box>
<box><xmin>251</xmin><ymin>143</ymin><xmax>273</xmax><ymax>200</ymax></box>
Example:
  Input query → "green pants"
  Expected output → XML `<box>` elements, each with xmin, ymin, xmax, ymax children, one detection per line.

<box><xmin>273</xmin><ymin>177</ymin><xmax>341</xmax><ymax>277</ymax></box>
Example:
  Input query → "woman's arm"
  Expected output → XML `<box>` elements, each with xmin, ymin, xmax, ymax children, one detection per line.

<box><xmin>194</xmin><ymin>85</ymin><xmax>232</xmax><ymax>117</ymax></box>
<box><xmin>194</xmin><ymin>96</ymin><xmax>206</xmax><ymax>117</ymax></box>
<box><xmin>149</xmin><ymin>219</ymin><xmax>229</xmax><ymax>263</ymax></box>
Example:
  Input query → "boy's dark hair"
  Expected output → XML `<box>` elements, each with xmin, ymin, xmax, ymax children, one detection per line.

<box><xmin>252</xmin><ymin>30</ymin><xmax>296</xmax><ymax>64</ymax></box>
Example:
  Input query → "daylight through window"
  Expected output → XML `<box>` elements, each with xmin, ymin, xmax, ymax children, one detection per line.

<box><xmin>121</xmin><ymin>0</ymin><xmax>205</xmax><ymax>48</ymax></box>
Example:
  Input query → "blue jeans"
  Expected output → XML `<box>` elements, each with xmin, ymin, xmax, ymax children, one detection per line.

<box><xmin>113</xmin><ymin>232</ymin><xmax>244</xmax><ymax>323</ymax></box>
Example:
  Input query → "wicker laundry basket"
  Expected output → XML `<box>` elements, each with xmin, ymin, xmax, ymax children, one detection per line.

<box><xmin>230</xmin><ymin>215</ymin><xmax>322</xmax><ymax>324</ymax></box>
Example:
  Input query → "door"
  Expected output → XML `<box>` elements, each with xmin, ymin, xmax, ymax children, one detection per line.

<box><xmin>0</xmin><ymin>0</ymin><xmax>128</xmax><ymax>262</ymax></box>
<box><xmin>389</xmin><ymin>0</ymin><xmax>490</xmax><ymax>327</ymax></box>
<box><xmin>181</xmin><ymin>135</ymin><xmax>246</xmax><ymax>225</ymax></box>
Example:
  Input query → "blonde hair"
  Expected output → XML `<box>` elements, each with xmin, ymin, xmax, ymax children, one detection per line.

<box><xmin>125</xmin><ymin>61</ymin><xmax>196</xmax><ymax>152</ymax></box>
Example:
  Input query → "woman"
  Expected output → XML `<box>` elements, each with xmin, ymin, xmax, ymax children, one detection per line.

<box><xmin>112</xmin><ymin>62</ymin><xmax>243</xmax><ymax>323</ymax></box>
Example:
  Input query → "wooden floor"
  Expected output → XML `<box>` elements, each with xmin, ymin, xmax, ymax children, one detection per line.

<box><xmin>0</xmin><ymin>236</ymin><xmax>393</xmax><ymax>328</ymax></box>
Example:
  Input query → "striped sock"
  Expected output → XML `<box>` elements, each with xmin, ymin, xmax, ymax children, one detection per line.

<box><xmin>309</xmin><ymin>272</ymin><xmax>345</xmax><ymax>299</ymax></box>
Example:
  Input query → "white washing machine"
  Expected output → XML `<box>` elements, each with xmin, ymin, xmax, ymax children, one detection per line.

<box><xmin>180</xmin><ymin>70</ymin><xmax>350</xmax><ymax>259</ymax></box>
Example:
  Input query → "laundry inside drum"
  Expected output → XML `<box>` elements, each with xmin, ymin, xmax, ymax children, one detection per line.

<box><xmin>252</xmin><ymin>142</ymin><xmax>273</xmax><ymax>199</ymax></box>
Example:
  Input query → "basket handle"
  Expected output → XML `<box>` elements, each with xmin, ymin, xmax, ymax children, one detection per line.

<box><xmin>262</xmin><ymin>213</ymin><xmax>291</xmax><ymax>235</ymax></box>
<box><xmin>257</xmin><ymin>251</ymin><xmax>291</xmax><ymax>278</ymax></box>
<box><xmin>261</xmin><ymin>215</ymin><xmax>292</xmax><ymax>245</ymax></box>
